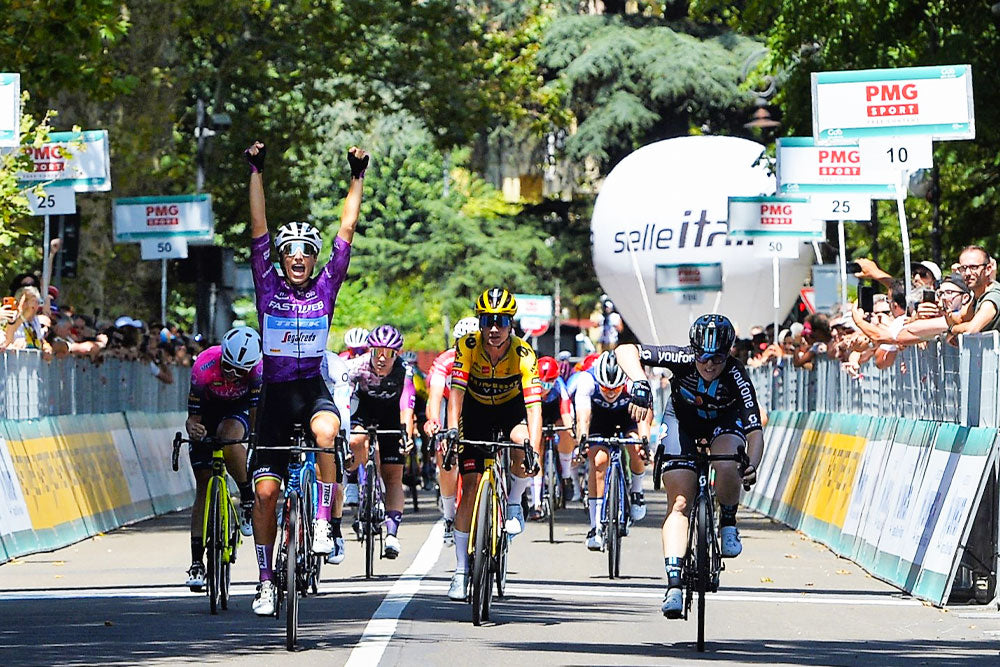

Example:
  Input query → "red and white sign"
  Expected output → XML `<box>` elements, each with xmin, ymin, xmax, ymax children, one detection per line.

<box><xmin>777</xmin><ymin>137</ymin><xmax>897</xmax><ymax>198</ymax></box>
<box><xmin>521</xmin><ymin>318</ymin><xmax>549</xmax><ymax>338</ymax></box>
<box><xmin>812</xmin><ymin>65</ymin><xmax>974</xmax><ymax>142</ymax></box>
<box><xmin>800</xmin><ymin>287</ymin><xmax>816</xmax><ymax>314</ymax></box>
<box><xmin>727</xmin><ymin>196</ymin><xmax>823</xmax><ymax>240</ymax></box>
<box><xmin>16</xmin><ymin>130</ymin><xmax>111</xmax><ymax>192</ymax></box>
<box><xmin>113</xmin><ymin>194</ymin><xmax>214</xmax><ymax>242</ymax></box>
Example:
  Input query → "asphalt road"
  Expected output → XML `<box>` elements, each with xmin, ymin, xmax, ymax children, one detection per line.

<box><xmin>1</xmin><ymin>484</ymin><xmax>998</xmax><ymax>666</ymax></box>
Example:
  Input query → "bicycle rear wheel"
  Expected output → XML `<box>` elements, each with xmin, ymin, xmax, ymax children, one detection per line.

<box><xmin>207</xmin><ymin>480</ymin><xmax>222</xmax><ymax>615</ymax></box>
<box><xmin>606</xmin><ymin>467</ymin><xmax>620</xmax><ymax>580</ymax></box>
<box><xmin>471</xmin><ymin>477</ymin><xmax>493</xmax><ymax>626</ymax></box>
<box><xmin>286</xmin><ymin>494</ymin><xmax>300</xmax><ymax>651</ymax></box>
<box><xmin>545</xmin><ymin>449</ymin><xmax>557</xmax><ymax>543</ymax></box>
<box><xmin>495</xmin><ymin>504</ymin><xmax>508</xmax><ymax>598</ymax></box>
<box><xmin>221</xmin><ymin>494</ymin><xmax>238</xmax><ymax>610</ymax></box>
<box><xmin>364</xmin><ymin>462</ymin><xmax>377</xmax><ymax>579</ymax></box>
<box><xmin>695</xmin><ymin>493</ymin><xmax>710</xmax><ymax>653</ymax></box>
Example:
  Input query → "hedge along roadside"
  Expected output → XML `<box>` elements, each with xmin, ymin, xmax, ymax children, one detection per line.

<box><xmin>747</xmin><ymin>410</ymin><xmax>998</xmax><ymax>606</ymax></box>
<box><xmin>0</xmin><ymin>411</ymin><xmax>193</xmax><ymax>564</ymax></box>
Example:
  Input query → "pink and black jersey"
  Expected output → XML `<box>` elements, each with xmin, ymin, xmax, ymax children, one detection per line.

<box><xmin>188</xmin><ymin>345</ymin><xmax>263</xmax><ymax>413</ymax></box>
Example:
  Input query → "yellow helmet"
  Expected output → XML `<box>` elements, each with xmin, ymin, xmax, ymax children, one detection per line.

<box><xmin>475</xmin><ymin>288</ymin><xmax>517</xmax><ymax>315</ymax></box>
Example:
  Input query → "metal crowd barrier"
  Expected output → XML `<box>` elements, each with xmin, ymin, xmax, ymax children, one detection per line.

<box><xmin>0</xmin><ymin>350</ymin><xmax>189</xmax><ymax>419</ymax></box>
<box><xmin>749</xmin><ymin>333</ymin><xmax>1000</xmax><ymax>426</ymax></box>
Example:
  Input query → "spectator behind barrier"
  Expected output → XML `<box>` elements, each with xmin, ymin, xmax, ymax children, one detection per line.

<box><xmin>947</xmin><ymin>246</ymin><xmax>1000</xmax><ymax>336</ymax></box>
<box><xmin>2</xmin><ymin>286</ymin><xmax>50</xmax><ymax>353</ymax></box>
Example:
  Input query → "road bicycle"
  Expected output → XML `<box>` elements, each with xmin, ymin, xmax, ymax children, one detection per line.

<box><xmin>442</xmin><ymin>432</ymin><xmax>536</xmax><ymax>626</ymax></box>
<box><xmin>539</xmin><ymin>424</ymin><xmax>574</xmax><ymax>543</ymax></box>
<box><xmin>354</xmin><ymin>427</ymin><xmax>410</xmax><ymax>579</ymax></box>
<box><xmin>657</xmin><ymin>443</ymin><xmax>750</xmax><ymax>652</ymax></box>
<box><xmin>258</xmin><ymin>425</ymin><xmax>346</xmax><ymax>650</ymax></box>
<box><xmin>584</xmin><ymin>435</ymin><xmax>648</xmax><ymax>579</ymax></box>
<box><xmin>172</xmin><ymin>433</ymin><xmax>250</xmax><ymax>615</ymax></box>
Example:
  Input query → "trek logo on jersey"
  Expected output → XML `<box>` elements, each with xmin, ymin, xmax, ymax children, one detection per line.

<box><xmin>267</xmin><ymin>300</ymin><xmax>325</xmax><ymax>314</ymax></box>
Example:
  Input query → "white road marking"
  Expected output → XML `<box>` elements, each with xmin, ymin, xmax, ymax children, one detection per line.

<box><xmin>344</xmin><ymin>519</ymin><xmax>445</xmax><ymax>667</ymax></box>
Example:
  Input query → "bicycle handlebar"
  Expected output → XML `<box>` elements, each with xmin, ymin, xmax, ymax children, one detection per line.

<box><xmin>172</xmin><ymin>431</ymin><xmax>251</xmax><ymax>472</ymax></box>
<box><xmin>659</xmin><ymin>445</ymin><xmax>753</xmax><ymax>491</ymax></box>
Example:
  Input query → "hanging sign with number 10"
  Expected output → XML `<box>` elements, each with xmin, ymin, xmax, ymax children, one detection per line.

<box><xmin>858</xmin><ymin>136</ymin><xmax>933</xmax><ymax>172</ymax></box>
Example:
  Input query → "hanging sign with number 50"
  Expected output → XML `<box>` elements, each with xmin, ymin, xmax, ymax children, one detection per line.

<box><xmin>755</xmin><ymin>238</ymin><xmax>800</xmax><ymax>259</ymax></box>
<box><xmin>140</xmin><ymin>237</ymin><xmax>189</xmax><ymax>260</ymax></box>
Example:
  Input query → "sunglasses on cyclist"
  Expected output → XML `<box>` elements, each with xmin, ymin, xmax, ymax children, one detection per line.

<box><xmin>279</xmin><ymin>241</ymin><xmax>319</xmax><ymax>258</ymax></box>
<box><xmin>479</xmin><ymin>314</ymin><xmax>512</xmax><ymax>329</ymax></box>
<box><xmin>540</xmin><ymin>380</ymin><xmax>555</xmax><ymax>392</ymax></box>
<box><xmin>222</xmin><ymin>363</ymin><xmax>251</xmax><ymax>378</ymax></box>
<box><xmin>696</xmin><ymin>352</ymin><xmax>727</xmax><ymax>364</ymax></box>
<box><xmin>372</xmin><ymin>347</ymin><xmax>397</xmax><ymax>359</ymax></box>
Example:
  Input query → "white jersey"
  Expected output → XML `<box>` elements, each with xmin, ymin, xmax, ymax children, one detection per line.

<box><xmin>321</xmin><ymin>351</ymin><xmax>352</xmax><ymax>441</ymax></box>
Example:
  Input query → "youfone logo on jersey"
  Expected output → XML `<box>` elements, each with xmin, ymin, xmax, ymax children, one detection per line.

<box><xmin>591</xmin><ymin>136</ymin><xmax>814</xmax><ymax>345</ymax></box>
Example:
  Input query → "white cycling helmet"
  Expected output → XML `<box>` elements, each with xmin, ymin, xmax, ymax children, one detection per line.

<box><xmin>221</xmin><ymin>326</ymin><xmax>262</xmax><ymax>371</ymax></box>
<box><xmin>275</xmin><ymin>221</ymin><xmax>322</xmax><ymax>255</ymax></box>
<box><xmin>452</xmin><ymin>316</ymin><xmax>479</xmax><ymax>339</ymax></box>
<box><xmin>593</xmin><ymin>351</ymin><xmax>627</xmax><ymax>389</ymax></box>
<box><xmin>344</xmin><ymin>327</ymin><xmax>370</xmax><ymax>349</ymax></box>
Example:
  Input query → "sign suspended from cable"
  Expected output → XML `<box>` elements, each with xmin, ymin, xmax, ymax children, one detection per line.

<box><xmin>16</xmin><ymin>130</ymin><xmax>111</xmax><ymax>192</ymax></box>
<box><xmin>0</xmin><ymin>74</ymin><xmax>19</xmax><ymax>148</ymax></box>
<box><xmin>726</xmin><ymin>196</ymin><xmax>824</xmax><ymax>240</ymax></box>
<box><xmin>655</xmin><ymin>263</ymin><xmax>723</xmax><ymax>306</ymax></box>
<box><xmin>811</xmin><ymin>64</ymin><xmax>975</xmax><ymax>143</ymax></box>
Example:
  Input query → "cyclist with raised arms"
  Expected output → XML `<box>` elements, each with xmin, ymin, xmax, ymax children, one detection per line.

<box><xmin>344</xmin><ymin>325</ymin><xmax>416</xmax><ymax>559</ymax></box>
<box><xmin>320</xmin><ymin>348</ymin><xmax>353</xmax><ymax>565</ymax></box>
<box><xmin>244</xmin><ymin>140</ymin><xmax>368</xmax><ymax>616</ymax></box>
<box><xmin>574</xmin><ymin>351</ymin><xmax>651</xmax><ymax>551</ymax></box>
<box><xmin>529</xmin><ymin>355</ymin><xmax>577</xmax><ymax>515</ymax></box>
<box><xmin>614</xmin><ymin>313</ymin><xmax>763</xmax><ymax>618</ymax></box>
<box><xmin>424</xmin><ymin>316</ymin><xmax>480</xmax><ymax>544</ymax></box>
<box><xmin>183</xmin><ymin>326</ymin><xmax>263</xmax><ymax>590</ymax></box>
<box><xmin>340</xmin><ymin>327</ymin><xmax>369</xmax><ymax>359</ymax></box>
<box><xmin>443</xmin><ymin>288</ymin><xmax>542</xmax><ymax>601</ymax></box>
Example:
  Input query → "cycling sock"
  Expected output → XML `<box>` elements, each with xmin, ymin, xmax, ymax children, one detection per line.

<box><xmin>509</xmin><ymin>476</ymin><xmax>531</xmax><ymax>504</ymax></box>
<box><xmin>588</xmin><ymin>498</ymin><xmax>603</xmax><ymax>530</ymax></box>
<box><xmin>665</xmin><ymin>557</ymin><xmax>682</xmax><ymax>587</ymax></box>
<box><xmin>531</xmin><ymin>475</ymin><xmax>542</xmax><ymax>507</ymax></box>
<box><xmin>630</xmin><ymin>470</ymin><xmax>644</xmax><ymax>494</ymax></box>
<box><xmin>255</xmin><ymin>543</ymin><xmax>274</xmax><ymax>582</ymax></box>
<box><xmin>442</xmin><ymin>495</ymin><xmax>456</xmax><ymax>521</ymax></box>
<box><xmin>720</xmin><ymin>504</ymin><xmax>738</xmax><ymax>527</ymax></box>
<box><xmin>385</xmin><ymin>510</ymin><xmax>402</xmax><ymax>536</ymax></box>
<box><xmin>191</xmin><ymin>536</ymin><xmax>204</xmax><ymax>563</ymax></box>
<box><xmin>331</xmin><ymin>517</ymin><xmax>342</xmax><ymax>539</ymax></box>
<box><xmin>454</xmin><ymin>530</ymin><xmax>470</xmax><ymax>572</ymax></box>
<box><xmin>559</xmin><ymin>452</ymin><xmax>573</xmax><ymax>478</ymax></box>
<box><xmin>317</xmin><ymin>482</ymin><xmax>336</xmax><ymax>521</ymax></box>
<box><xmin>238</xmin><ymin>481</ymin><xmax>254</xmax><ymax>505</ymax></box>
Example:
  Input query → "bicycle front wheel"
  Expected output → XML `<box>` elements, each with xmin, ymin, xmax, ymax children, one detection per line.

<box><xmin>695</xmin><ymin>493</ymin><xmax>710</xmax><ymax>653</ymax></box>
<box><xmin>207</xmin><ymin>479</ymin><xmax>223</xmax><ymax>615</ymax></box>
<box><xmin>364</xmin><ymin>463</ymin><xmax>377</xmax><ymax>579</ymax></box>
<box><xmin>286</xmin><ymin>495</ymin><xmax>300</xmax><ymax>651</ymax></box>
<box><xmin>301</xmin><ymin>466</ymin><xmax>321</xmax><ymax>595</ymax></box>
<box><xmin>495</xmin><ymin>500</ymin><xmax>509</xmax><ymax>598</ymax></box>
<box><xmin>606</xmin><ymin>468</ymin><xmax>620</xmax><ymax>580</ymax></box>
<box><xmin>471</xmin><ymin>477</ymin><xmax>493</xmax><ymax>626</ymax></box>
<box><xmin>221</xmin><ymin>494</ymin><xmax>238</xmax><ymax>610</ymax></box>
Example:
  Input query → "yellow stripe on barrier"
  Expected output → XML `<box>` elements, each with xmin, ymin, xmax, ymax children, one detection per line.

<box><xmin>805</xmin><ymin>429</ymin><xmax>866</xmax><ymax>528</ymax></box>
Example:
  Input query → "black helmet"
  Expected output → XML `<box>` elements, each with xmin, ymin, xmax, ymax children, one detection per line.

<box><xmin>689</xmin><ymin>314</ymin><xmax>735</xmax><ymax>357</ymax></box>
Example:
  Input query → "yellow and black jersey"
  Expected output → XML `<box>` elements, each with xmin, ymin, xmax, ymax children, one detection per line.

<box><xmin>451</xmin><ymin>332</ymin><xmax>541</xmax><ymax>407</ymax></box>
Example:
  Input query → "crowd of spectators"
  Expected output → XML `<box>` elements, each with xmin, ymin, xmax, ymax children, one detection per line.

<box><xmin>741</xmin><ymin>245</ymin><xmax>1000</xmax><ymax>378</ymax></box>
<box><xmin>0</xmin><ymin>263</ymin><xmax>207</xmax><ymax>384</ymax></box>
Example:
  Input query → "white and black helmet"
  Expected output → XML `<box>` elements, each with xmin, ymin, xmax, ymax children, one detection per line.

<box><xmin>593</xmin><ymin>351</ymin><xmax>627</xmax><ymax>388</ymax></box>
<box><xmin>275</xmin><ymin>222</ymin><xmax>322</xmax><ymax>255</ymax></box>
<box><xmin>221</xmin><ymin>326</ymin><xmax>262</xmax><ymax>371</ymax></box>
<box><xmin>344</xmin><ymin>327</ymin><xmax>370</xmax><ymax>349</ymax></box>
<box><xmin>452</xmin><ymin>317</ymin><xmax>479</xmax><ymax>339</ymax></box>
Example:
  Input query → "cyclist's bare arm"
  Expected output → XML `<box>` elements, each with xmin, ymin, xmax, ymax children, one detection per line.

<box><xmin>185</xmin><ymin>414</ymin><xmax>206</xmax><ymax>440</ymax></box>
<box><xmin>525</xmin><ymin>403</ymin><xmax>542</xmax><ymax>452</ymax></box>
<box><xmin>337</xmin><ymin>147</ymin><xmax>368</xmax><ymax>245</ymax></box>
<box><xmin>446</xmin><ymin>386</ymin><xmax>465</xmax><ymax>431</ymax></box>
<box><xmin>424</xmin><ymin>383</ymin><xmax>444</xmax><ymax>437</ymax></box>
<box><xmin>575</xmin><ymin>401</ymin><xmax>592</xmax><ymax>442</ymax></box>
<box><xmin>247</xmin><ymin>142</ymin><xmax>268</xmax><ymax>239</ymax></box>
<box><xmin>613</xmin><ymin>343</ymin><xmax>646</xmax><ymax>381</ymax></box>
<box><xmin>401</xmin><ymin>407</ymin><xmax>416</xmax><ymax>442</ymax></box>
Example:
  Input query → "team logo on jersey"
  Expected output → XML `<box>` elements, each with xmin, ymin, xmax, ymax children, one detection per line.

<box><xmin>465</xmin><ymin>335</ymin><xmax>476</xmax><ymax>349</ymax></box>
<box><xmin>515</xmin><ymin>345</ymin><xmax>530</xmax><ymax>358</ymax></box>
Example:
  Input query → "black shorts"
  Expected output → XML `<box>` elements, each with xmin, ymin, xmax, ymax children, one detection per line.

<box><xmin>458</xmin><ymin>397</ymin><xmax>526</xmax><ymax>475</ymax></box>
<box><xmin>251</xmin><ymin>376</ymin><xmax>339</xmax><ymax>484</ymax></box>
<box><xmin>659</xmin><ymin>402</ymin><xmax>747</xmax><ymax>473</ymax></box>
<box><xmin>540</xmin><ymin>398</ymin><xmax>564</xmax><ymax>426</ymax></box>
<box><xmin>188</xmin><ymin>400</ymin><xmax>251</xmax><ymax>471</ymax></box>
<box><xmin>588</xmin><ymin>404</ymin><xmax>637</xmax><ymax>438</ymax></box>
<box><xmin>353</xmin><ymin>396</ymin><xmax>405</xmax><ymax>465</ymax></box>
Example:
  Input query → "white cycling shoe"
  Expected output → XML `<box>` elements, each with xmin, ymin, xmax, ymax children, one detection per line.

<box><xmin>239</xmin><ymin>501</ymin><xmax>254</xmax><ymax>537</ymax></box>
<box><xmin>185</xmin><ymin>562</ymin><xmax>205</xmax><ymax>591</ymax></box>
<box><xmin>721</xmin><ymin>525</ymin><xmax>743</xmax><ymax>558</ymax></box>
<box><xmin>252</xmin><ymin>580</ymin><xmax>277</xmax><ymax>616</ymax></box>
<box><xmin>447</xmin><ymin>572</ymin><xmax>467</xmax><ymax>601</ymax></box>
<box><xmin>630</xmin><ymin>492</ymin><xmax>647</xmax><ymax>522</ymax></box>
<box><xmin>661</xmin><ymin>587</ymin><xmax>683</xmax><ymax>618</ymax></box>
<box><xmin>504</xmin><ymin>504</ymin><xmax>525</xmax><ymax>536</ymax></box>
<box><xmin>384</xmin><ymin>535</ymin><xmax>401</xmax><ymax>559</ymax></box>
<box><xmin>345</xmin><ymin>483</ymin><xmax>360</xmax><ymax>506</ymax></box>
<box><xmin>312</xmin><ymin>519</ymin><xmax>335</xmax><ymax>554</ymax></box>
<box><xmin>586</xmin><ymin>528</ymin><xmax>603</xmax><ymax>551</ymax></box>
<box><xmin>326</xmin><ymin>536</ymin><xmax>346</xmax><ymax>565</ymax></box>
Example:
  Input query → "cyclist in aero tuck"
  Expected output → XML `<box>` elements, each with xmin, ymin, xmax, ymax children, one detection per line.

<box><xmin>243</xmin><ymin>140</ymin><xmax>369</xmax><ymax>617</ymax></box>
<box><xmin>615</xmin><ymin>314</ymin><xmax>762</xmax><ymax>618</ymax></box>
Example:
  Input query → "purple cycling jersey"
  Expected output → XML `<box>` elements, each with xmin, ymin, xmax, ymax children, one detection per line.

<box><xmin>251</xmin><ymin>233</ymin><xmax>351</xmax><ymax>383</ymax></box>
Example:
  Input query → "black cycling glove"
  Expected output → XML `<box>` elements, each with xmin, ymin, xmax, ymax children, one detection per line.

<box><xmin>245</xmin><ymin>143</ymin><xmax>266</xmax><ymax>173</ymax></box>
<box><xmin>630</xmin><ymin>379</ymin><xmax>653</xmax><ymax>409</ymax></box>
<box><xmin>348</xmin><ymin>150</ymin><xmax>369</xmax><ymax>179</ymax></box>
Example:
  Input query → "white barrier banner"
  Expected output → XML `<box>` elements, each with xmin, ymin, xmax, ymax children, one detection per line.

<box><xmin>0</xmin><ymin>435</ymin><xmax>32</xmax><ymax>535</ymax></box>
